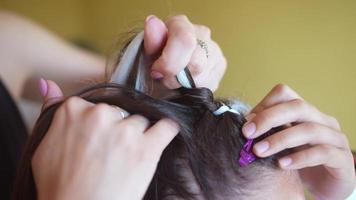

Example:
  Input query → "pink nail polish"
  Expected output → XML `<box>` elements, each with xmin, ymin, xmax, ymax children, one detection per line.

<box><xmin>254</xmin><ymin>141</ymin><xmax>269</xmax><ymax>155</ymax></box>
<box><xmin>38</xmin><ymin>78</ymin><xmax>48</xmax><ymax>97</ymax></box>
<box><xmin>279</xmin><ymin>157</ymin><xmax>292</xmax><ymax>168</ymax></box>
<box><xmin>150</xmin><ymin>70</ymin><xmax>164</xmax><ymax>79</ymax></box>
<box><xmin>242</xmin><ymin>122</ymin><xmax>256</xmax><ymax>138</ymax></box>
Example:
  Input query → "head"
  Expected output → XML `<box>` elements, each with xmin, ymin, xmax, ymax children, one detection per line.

<box><xmin>13</xmin><ymin>31</ymin><xmax>305</xmax><ymax>200</ymax></box>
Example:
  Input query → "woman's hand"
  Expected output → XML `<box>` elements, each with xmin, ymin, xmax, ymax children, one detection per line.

<box><xmin>242</xmin><ymin>84</ymin><xmax>355</xmax><ymax>200</ymax></box>
<box><xmin>33</xmin><ymin>80</ymin><xmax>179</xmax><ymax>200</ymax></box>
<box><xmin>144</xmin><ymin>15</ymin><xmax>226</xmax><ymax>91</ymax></box>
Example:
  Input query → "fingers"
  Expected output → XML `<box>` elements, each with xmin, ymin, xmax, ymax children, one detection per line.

<box><xmin>250</xmin><ymin>84</ymin><xmax>302</xmax><ymax>114</ymax></box>
<box><xmin>186</xmin><ymin>42</ymin><xmax>208</xmax><ymax>77</ymax></box>
<box><xmin>120</xmin><ymin>114</ymin><xmax>150</xmax><ymax>133</ymax></box>
<box><xmin>195</xmin><ymin>41</ymin><xmax>226</xmax><ymax>91</ymax></box>
<box><xmin>243</xmin><ymin>98</ymin><xmax>340</xmax><ymax>138</ymax></box>
<box><xmin>143</xmin><ymin>15</ymin><xmax>168</xmax><ymax>56</ymax></box>
<box><xmin>253</xmin><ymin>122</ymin><xmax>349</xmax><ymax>158</ymax></box>
<box><xmin>151</xmin><ymin>15</ymin><xmax>196</xmax><ymax>77</ymax></box>
<box><xmin>86</xmin><ymin>104</ymin><xmax>129</xmax><ymax>128</ymax></box>
<box><xmin>39</xmin><ymin>78</ymin><xmax>64</xmax><ymax>111</ymax></box>
<box><xmin>143</xmin><ymin>15</ymin><xmax>224</xmax><ymax>91</ymax></box>
<box><xmin>278</xmin><ymin>145</ymin><xmax>351</xmax><ymax>169</ymax></box>
<box><xmin>144</xmin><ymin>118</ymin><xmax>179</xmax><ymax>153</ymax></box>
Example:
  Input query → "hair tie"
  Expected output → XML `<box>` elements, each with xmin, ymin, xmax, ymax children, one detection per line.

<box><xmin>213</xmin><ymin>103</ymin><xmax>240</xmax><ymax>116</ymax></box>
<box><xmin>213</xmin><ymin>103</ymin><xmax>256</xmax><ymax>167</ymax></box>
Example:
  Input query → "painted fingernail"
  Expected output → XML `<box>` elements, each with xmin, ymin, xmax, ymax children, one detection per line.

<box><xmin>145</xmin><ymin>15</ymin><xmax>156</xmax><ymax>22</ymax></box>
<box><xmin>242</xmin><ymin>122</ymin><xmax>256</xmax><ymax>138</ymax></box>
<box><xmin>38</xmin><ymin>78</ymin><xmax>48</xmax><ymax>97</ymax></box>
<box><xmin>254</xmin><ymin>141</ymin><xmax>269</xmax><ymax>155</ymax></box>
<box><xmin>279</xmin><ymin>157</ymin><xmax>292</xmax><ymax>168</ymax></box>
<box><xmin>245</xmin><ymin>113</ymin><xmax>256</xmax><ymax>121</ymax></box>
<box><xmin>151</xmin><ymin>70</ymin><xmax>164</xmax><ymax>79</ymax></box>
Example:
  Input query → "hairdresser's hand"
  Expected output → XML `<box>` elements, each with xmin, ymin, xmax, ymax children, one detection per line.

<box><xmin>32</xmin><ymin>80</ymin><xmax>179</xmax><ymax>200</ymax></box>
<box><xmin>242</xmin><ymin>84</ymin><xmax>355</xmax><ymax>200</ymax></box>
<box><xmin>143</xmin><ymin>15</ymin><xmax>226</xmax><ymax>91</ymax></box>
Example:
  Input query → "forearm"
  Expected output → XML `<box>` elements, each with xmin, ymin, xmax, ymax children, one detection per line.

<box><xmin>0</xmin><ymin>10</ymin><xmax>105</xmax><ymax>100</ymax></box>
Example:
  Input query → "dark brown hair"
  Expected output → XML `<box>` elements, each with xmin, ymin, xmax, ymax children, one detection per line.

<box><xmin>13</xmin><ymin>32</ymin><xmax>287</xmax><ymax>200</ymax></box>
<box><xmin>13</xmin><ymin>83</ymin><xmax>286</xmax><ymax>200</ymax></box>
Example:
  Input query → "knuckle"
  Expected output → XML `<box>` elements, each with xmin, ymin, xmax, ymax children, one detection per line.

<box><xmin>273</xmin><ymin>84</ymin><xmax>291</xmax><ymax>94</ymax></box>
<box><xmin>92</xmin><ymin>103</ymin><xmax>111</xmax><ymax>115</ymax></box>
<box><xmin>175</xmin><ymin>31</ymin><xmax>196</xmax><ymax>50</ymax></box>
<box><xmin>88</xmin><ymin>103</ymin><xmax>111</xmax><ymax>124</ymax></box>
<box><xmin>172</xmin><ymin>14</ymin><xmax>189</xmax><ymax>21</ymax></box>
<box><xmin>291</xmin><ymin>98</ymin><xmax>306</xmax><ymax>109</ymax></box>
<box><xmin>329</xmin><ymin>115</ymin><xmax>341</xmax><ymax>130</ymax></box>
<box><xmin>64</xmin><ymin>96</ymin><xmax>81</xmax><ymax>110</ymax></box>
<box><xmin>59</xmin><ymin>96</ymin><xmax>82</xmax><ymax>120</ymax></box>
<box><xmin>196</xmin><ymin>25</ymin><xmax>211</xmax><ymax>38</ymax></box>
<box><xmin>273</xmin><ymin>84</ymin><xmax>299</xmax><ymax>100</ymax></box>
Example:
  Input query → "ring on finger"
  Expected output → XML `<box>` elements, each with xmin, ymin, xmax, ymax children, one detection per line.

<box><xmin>197</xmin><ymin>39</ymin><xmax>209</xmax><ymax>58</ymax></box>
<box><xmin>111</xmin><ymin>105</ymin><xmax>129</xmax><ymax>119</ymax></box>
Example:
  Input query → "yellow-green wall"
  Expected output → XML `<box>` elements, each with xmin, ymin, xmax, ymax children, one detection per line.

<box><xmin>1</xmin><ymin>0</ymin><xmax>355</xmax><ymax>149</ymax></box>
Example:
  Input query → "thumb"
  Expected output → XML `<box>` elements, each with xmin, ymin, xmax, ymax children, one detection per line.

<box><xmin>38</xmin><ymin>78</ymin><xmax>64</xmax><ymax>111</ymax></box>
<box><xmin>144</xmin><ymin>15</ymin><xmax>168</xmax><ymax>56</ymax></box>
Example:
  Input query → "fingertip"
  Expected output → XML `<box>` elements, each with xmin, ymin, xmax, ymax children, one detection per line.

<box><xmin>162</xmin><ymin>118</ymin><xmax>180</xmax><ymax>132</ymax></box>
<box><xmin>278</xmin><ymin>157</ymin><xmax>293</xmax><ymax>169</ymax></box>
<box><xmin>38</xmin><ymin>78</ymin><xmax>48</xmax><ymax>97</ymax></box>
<box><xmin>144</xmin><ymin>15</ymin><xmax>168</xmax><ymax>55</ymax></box>
<box><xmin>41</xmin><ymin>79</ymin><xmax>64</xmax><ymax>111</ymax></box>
<box><xmin>45</xmin><ymin>80</ymin><xmax>64</xmax><ymax>100</ymax></box>
<box><xmin>242</xmin><ymin>122</ymin><xmax>257</xmax><ymax>139</ymax></box>
<box><xmin>145</xmin><ymin>15</ymin><xmax>155</xmax><ymax>22</ymax></box>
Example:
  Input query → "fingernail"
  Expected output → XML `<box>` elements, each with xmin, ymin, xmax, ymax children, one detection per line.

<box><xmin>151</xmin><ymin>70</ymin><xmax>164</xmax><ymax>79</ymax></box>
<box><xmin>279</xmin><ymin>157</ymin><xmax>292</xmax><ymax>168</ymax></box>
<box><xmin>145</xmin><ymin>15</ymin><xmax>156</xmax><ymax>22</ymax></box>
<box><xmin>242</xmin><ymin>122</ymin><xmax>256</xmax><ymax>138</ymax></box>
<box><xmin>38</xmin><ymin>78</ymin><xmax>48</xmax><ymax>97</ymax></box>
<box><xmin>245</xmin><ymin>113</ymin><xmax>256</xmax><ymax>121</ymax></box>
<box><xmin>254</xmin><ymin>141</ymin><xmax>269</xmax><ymax>155</ymax></box>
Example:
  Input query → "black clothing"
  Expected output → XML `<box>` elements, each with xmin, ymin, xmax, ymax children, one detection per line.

<box><xmin>0</xmin><ymin>80</ymin><xmax>28</xmax><ymax>199</ymax></box>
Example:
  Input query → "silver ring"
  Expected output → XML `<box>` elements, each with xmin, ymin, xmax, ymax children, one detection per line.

<box><xmin>119</xmin><ymin>111</ymin><xmax>126</xmax><ymax>119</ymax></box>
<box><xmin>197</xmin><ymin>39</ymin><xmax>209</xmax><ymax>58</ymax></box>
<box><xmin>111</xmin><ymin>105</ymin><xmax>128</xmax><ymax>119</ymax></box>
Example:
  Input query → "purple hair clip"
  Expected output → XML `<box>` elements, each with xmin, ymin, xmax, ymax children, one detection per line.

<box><xmin>239</xmin><ymin>139</ymin><xmax>256</xmax><ymax>167</ymax></box>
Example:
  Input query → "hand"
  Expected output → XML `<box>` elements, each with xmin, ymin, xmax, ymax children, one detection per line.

<box><xmin>242</xmin><ymin>84</ymin><xmax>355</xmax><ymax>200</ymax></box>
<box><xmin>33</xmin><ymin>80</ymin><xmax>179</xmax><ymax>200</ymax></box>
<box><xmin>143</xmin><ymin>15</ymin><xmax>226</xmax><ymax>91</ymax></box>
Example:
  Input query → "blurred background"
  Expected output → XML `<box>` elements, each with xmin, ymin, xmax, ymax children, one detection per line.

<box><xmin>1</xmin><ymin>0</ymin><xmax>355</xmax><ymax>149</ymax></box>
